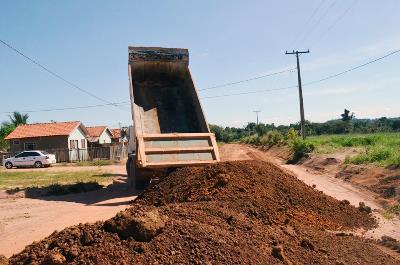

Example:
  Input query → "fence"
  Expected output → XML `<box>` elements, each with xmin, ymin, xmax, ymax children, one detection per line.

<box><xmin>0</xmin><ymin>144</ymin><xmax>128</xmax><ymax>164</ymax></box>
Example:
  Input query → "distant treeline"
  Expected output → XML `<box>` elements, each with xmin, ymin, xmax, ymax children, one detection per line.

<box><xmin>210</xmin><ymin>116</ymin><xmax>400</xmax><ymax>143</ymax></box>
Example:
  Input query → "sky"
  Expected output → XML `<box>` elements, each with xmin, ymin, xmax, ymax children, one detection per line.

<box><xmin>0</xmin><ymin>0</ymin><xmax>399</xmax><ymax>128</ymax></box>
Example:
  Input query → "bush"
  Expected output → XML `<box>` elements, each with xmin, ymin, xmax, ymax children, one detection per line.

<box><xmin>388</xmin><ymin>153</ymin><xmax>400</xmax><ymax>167</ymax></box>
<box><xmin>383</xmin><ymin>204</ymin><xmax>400</xmax><ymax>219</ymax></box>
<box><xmin>260</xmin><ymin>130</ymin><xmax>283</xmax><ymax>146</ymax></box>
<box><xmin>241</xmin><ymin>134</ymin><xmax>260</xmax><ymax>145</ymax></box>
<box><xmin>369</xmin><ymin>147</ymin><xmax>391</xmax><ymax>162</ymax></box>
<box><xmin>286</xmin><ymin>128</ymin><xmax>315</xmax><ymax>163</ymax></box>
<box><xmin>38</xmin><ymin>181</ymin><xmax>103</xmax><ymax>196</ymax></box>
<box><xmin>290</xmin><ymin>140</ymin><xmax>315</xmax><ymax>163</ymax></box>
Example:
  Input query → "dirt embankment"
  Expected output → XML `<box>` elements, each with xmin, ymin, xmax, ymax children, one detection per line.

<box><xmin>7</xmin><ymin>161</ymin><xmax>399</xmax><ymax>264</ymax></box>
<box><xmin>297</xmin><ymin>152</ymin><xmax>400</xmax><ymax>206</ymax></box>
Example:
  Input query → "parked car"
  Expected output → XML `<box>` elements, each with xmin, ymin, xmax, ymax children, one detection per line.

<box><xmin>3</xmin><ymin>151</ymin><xmax>56</xmax><ymax>169</ymax></box>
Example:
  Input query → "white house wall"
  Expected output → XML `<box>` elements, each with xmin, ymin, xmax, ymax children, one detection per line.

<box><xmin>98</xmin><ymin>130</ymin><xmax>112</xmax><ymax>144</ymax></box>
<box><xmin>68</xmin><ymin>126</ymin><xmax>89</xmax><ymax>161</ymax></box>
<box><xmin>67</xmin><ymin>126</ymin><xmax>87</xmax><ymax>149</ymax></box>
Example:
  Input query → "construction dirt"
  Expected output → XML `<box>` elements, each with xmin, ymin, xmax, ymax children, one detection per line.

<box><xmin>7</xmin><ymin>160</ymin><xmax>400</xmax><ymax>264</ymax></box>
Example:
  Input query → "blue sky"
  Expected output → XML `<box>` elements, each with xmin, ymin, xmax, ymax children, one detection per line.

<box><xmin>1</xmin><ymin>0</ymin><xmax>399</xmax><ymax>128</ymax></box>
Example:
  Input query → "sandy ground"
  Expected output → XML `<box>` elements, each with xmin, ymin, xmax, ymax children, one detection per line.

<box><xmin>219</xmin><ymin>143</ymin><xmax>400</xmax><ymax>241</ymax></box>
<box><xmin>0</xmin><ymin>164</ymin><xmax>137</xmax><ymax>258</ymax></box>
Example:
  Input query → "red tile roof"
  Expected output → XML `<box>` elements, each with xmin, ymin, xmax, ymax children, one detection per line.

<box><xmin>86</xmin><ymin>126</ymin><xmax>107</xmax><ymax>138</ymax></box>
<box><xmin>5</xmin><ymin>121</ymin><xmax>81</xmax><ymax>140</ymax></box>
<box><xmin>110</xmin><ymin>128</ymin><xmax>121</xmax><ymax>139</ymax></box>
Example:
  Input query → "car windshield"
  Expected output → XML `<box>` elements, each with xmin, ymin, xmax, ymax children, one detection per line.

<box><xmin>14</xmin><ymin>152</ymin><xmax>25</xmax><ymax>158</ymax></box>
<box><xmin>40</xmin><ymin>151</ymin><xmax>49</xmax><ymax>155</ymax></box>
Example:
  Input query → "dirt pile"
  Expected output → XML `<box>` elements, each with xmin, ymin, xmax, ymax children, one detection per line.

<box><xmin>8</xmin><ymin>160</ymin><xmax>399</xmax><ymax>264</ymax></box>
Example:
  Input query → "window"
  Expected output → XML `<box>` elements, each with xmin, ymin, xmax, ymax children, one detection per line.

<box><xmin>70</xmin><ymin>140</ymin><xmax>75</xmax><ymax>149</ymax></box>
<box><xmin>81</xmin><ymin>139</ymin><xmax>86</xmax><ymax>149</ymax></box>
<box><xmin>16</xmin><ymin>152</ymin><xmax>30</xmax><ymax>158</ymax></box>
<box><xmin>15</xmin><ymin>152</ymin><xmax>25</xmax><ymax>158</ymax></box>
<box><xmin>24</xmin><ymin>142</ymin><xmax>37</xmax><ymax>151</ymax></box>
<box><xmin>13</xmin><ymin>140</ymin><xmax>20</xmax><ymax>145</ymax></box>
<box><xmin>70</xmin><ymin>140</ymin><xmax>78</xmax><ymax>149</ymax></box>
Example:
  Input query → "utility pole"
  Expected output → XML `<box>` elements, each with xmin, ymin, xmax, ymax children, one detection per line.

<box><xmin>285</xmin><ymin>50</ymin><xmax>309</xmax><ymax>139</ymax></box>
<box><xmin>253</xmin><ymin>110</ymin><xmax>261</xmax><ymax>125</ymax></box>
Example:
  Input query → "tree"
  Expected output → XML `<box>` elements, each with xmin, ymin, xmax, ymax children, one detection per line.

<box><xmin>4</xmin><ymin>111</ymin><xmax>29</xmax><ymax>127</ymax></box>
<box><xmin>341</xmin><ymin>109</ymin><xmax>354</xmax><ymax>121</ymax></box>
<box><xmin>0</xmin><ymin>112</ymin><xmax>29</xmax><ymax>151</ymax></box>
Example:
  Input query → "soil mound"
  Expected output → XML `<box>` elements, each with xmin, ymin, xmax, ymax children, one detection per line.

<box><xmin>9</xmin><ymin>160</ymin><xmax>398</xmax><ymax>264</ymax></box>
<box><xmin>138</xmin><ymin>160</ymin><xmax>374</xmax><ymax>230</ymax></box>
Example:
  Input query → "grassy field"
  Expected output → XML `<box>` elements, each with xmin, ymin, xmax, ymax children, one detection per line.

<box><xmin>305</xmin><ymin>132</ymin><xmax>400</xmax><ymax>167</ymax></box>
<box><xmin>58</xmin><ymin>160</ymin><xmax>115</xmax><ymax>167</ymax></box>
<box><xmin>0</xmin><ymin>169</ymin><xmax>114</xmax><ymax>190</ymax></box>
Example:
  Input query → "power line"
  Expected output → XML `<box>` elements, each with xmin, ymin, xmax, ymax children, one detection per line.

<box><xmin>201</xmin><ymin>85</ymin><xmax>297</xmax><ymax>99</ymax></box>
<box><xmin>0</xmin><ymin>38</ymin><xmax>122</xmax><ymax>108</ymax></box>
<box><xmin>297</xmin><ymin>0</ymin><xmax>337</xmax><ymax>47</ymax></box>
<box><xmin>289</xmin><ymin>0</ymin><xmax>327</xmax><ymax>47</ymax></box>
<box><xmin>303</xmin><ymin>48</ymin><xmax>400</xmax><ymax>86</ymax></box>
<box><xmin>2</xmin><ymin>47</ymin><xmax>399</xmax><ymax>112</ymax></box>
<box><xmin>199</xmin><ymin>67</ymin><xmax>296</xmax><ymax>91</ymax></box>
<box><xmin>311</xmin><ymin>0</ymin><xmax>359</xmax><ymax>48</ymax></box>
<box><xmin>201</xmin><ymin>48</ymin><xmax>400</xmax><ymax>100</ymax></box>
<box><xmin>0</xmin><ymin>101</ymin><xmax>130</xmax><ymax>114</ymax></box>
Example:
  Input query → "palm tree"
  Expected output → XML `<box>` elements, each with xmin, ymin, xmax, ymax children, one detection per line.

<box><xmin>7</xmin><ymin>111</ymin><xmax>29</xmax><ymax>127</ymax></box>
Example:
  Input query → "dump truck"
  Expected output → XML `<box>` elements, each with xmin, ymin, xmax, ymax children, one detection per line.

<box><xmin>126</xmin><ymin>47</ymin><xmax>220</xmax><ymax>189</ymax></box>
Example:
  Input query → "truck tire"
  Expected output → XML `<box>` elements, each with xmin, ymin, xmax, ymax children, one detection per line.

<box><xmin>126</xmin><ymin>155</ymin><xmax>150</xmax><ymax>190</ymax></box>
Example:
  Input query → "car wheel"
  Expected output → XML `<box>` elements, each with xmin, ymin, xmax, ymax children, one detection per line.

<box><xmin>5</xmin><ymin>162</ymin><xmax>13</xmax><ymax>169</ymax></box>
<box><xmin>34</xmin><ymin>161</ymin><xmax>43</xmax><ymax>168</ymax></box>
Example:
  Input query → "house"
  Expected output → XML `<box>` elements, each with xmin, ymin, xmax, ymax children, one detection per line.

<box><xmin>86</xmin><ymin>126</ymin><xmax>113</xmax><ymax>146</ymax></box>
<box><xmin>110</xmin><ymin>128</ymin><xmax>122</xmax><ymax>143</ymax></box>
<box><xmin>5</xmin><ymin>121</ymin><xmax>89</xmax><ymax>162</ymax></box>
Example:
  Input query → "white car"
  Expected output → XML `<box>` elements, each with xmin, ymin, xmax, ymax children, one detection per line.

<box><xmin>3</xmin><ymin>150</ymin><xmax>57</xmax><ymax>169</ymax></box>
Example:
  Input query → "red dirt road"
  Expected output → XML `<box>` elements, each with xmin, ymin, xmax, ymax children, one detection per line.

<box><xmin>0</xmin><ymin>165</ymin><xmax>137</xmax><ymax>258</ymax></box>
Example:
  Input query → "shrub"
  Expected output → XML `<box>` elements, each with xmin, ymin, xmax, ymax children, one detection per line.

<box><xmin>388</xmin><ymin>153</ymin><xmax>400</xmax><ymax>167</ymax></box>
<box><xmin>260</xmin><ymin>130</ymin><xmax>283</xmax><ymax>146</ymax></box>
<box><xmin>290</xmin><ymin>140</ymin><xmax>315</xmax><ymax>163</ymax></box>
<box><xmin>369</xmin><ymin>147</ymin><xmax>391</xmax><ymax>162</ymax></box>
<box><xmin>241</xmin><ymin>134</ymin><xmax>260</xmax><ymax>145</ymax></box>
<box><xmin>286</xmin><ymin>129</ymin><xmax>315</xmax><ymax>163</ymax></box>
<box><xmin>383</xmin><ymin>204</ymin><xmax>400</xmax><ymax>219</ymax></box>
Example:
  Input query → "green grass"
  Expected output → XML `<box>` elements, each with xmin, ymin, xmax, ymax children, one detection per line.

<box><xmin>382</xmin><ymin>204</ymin><xmax>400</xmax><ymax>219</ymax></box>
<box><xmin>305</xmin><ymin>133</ymin><xmax>400</xmax><ymax>167</ymax></box>
<box><xmin>0</xmin><ymin>169</ymin><xmax>114</xmax><ymax>190</ymax></box>
<box><xmin>75</xmin><ymin>160</ymin><xmax>114</xmax><ymax>167</ymax></box>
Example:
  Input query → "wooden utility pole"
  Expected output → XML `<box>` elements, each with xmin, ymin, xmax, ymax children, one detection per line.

<box><xmin>285</xmin><ymin>50</ymin><xmax>309</xmax><ymax>139</ymax></box>
<box><xmin>253</xmin><ymin>110</ymin><xmax>261</xmax><ymax>125</ymax></box>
